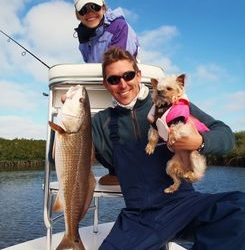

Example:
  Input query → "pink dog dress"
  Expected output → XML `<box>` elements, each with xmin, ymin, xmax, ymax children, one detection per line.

<box><xmin>148</xmin><ymin>96</ymin><xmax>209</xmax><ymax>141</ymax></box>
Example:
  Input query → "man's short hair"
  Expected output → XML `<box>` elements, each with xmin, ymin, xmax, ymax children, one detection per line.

<box><xmin>102</xmin><ymin>47</ymin><xmax>139</xmax><ymax>79</ymax></box>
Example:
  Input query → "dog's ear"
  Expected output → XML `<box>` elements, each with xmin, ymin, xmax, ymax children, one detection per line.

<box><xmin>177</xmin><ymin>74</ymin><xmax>185</xmax><ymax>86</ymax></box>
<box><xmin>151</xmin><ymin>78</ymin><xmax>158</xmax><ymax>89</ymax></box>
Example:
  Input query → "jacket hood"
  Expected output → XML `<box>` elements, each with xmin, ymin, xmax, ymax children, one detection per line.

<box><xmin>104</xmin><ymin>7</ymin><xmax>125</xmax><ymax>24</ymax></box>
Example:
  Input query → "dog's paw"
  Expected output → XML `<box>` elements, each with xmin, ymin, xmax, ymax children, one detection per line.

<box><xmin>175</xmin><ymin>168</ymin><xmax>185</xmax><ymax>177</ymax></box>
<box><xmin>164</xmin><ymin>184</ymin><xmax>178</xmax><ymax>193</ymax></box>
<box><xmin>183</xmin><ymin>171</ymin><xmax>199</xmax><ymax>182</ymax></box>
<box><xmin>145</xmin><ymin>144</ymin><xmax>155</xmax><ymax>155</ymax></box>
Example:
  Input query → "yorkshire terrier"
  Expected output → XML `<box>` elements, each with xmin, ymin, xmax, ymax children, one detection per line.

<box><xmin>145</xmin><ymin>74</ymin><xmax>209</xmax><ymax>193</ymax></box>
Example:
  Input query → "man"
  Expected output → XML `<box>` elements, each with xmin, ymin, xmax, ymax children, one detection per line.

<box><xmin>92</xmin><ymin>47</ymin><xmax>245</xmax><ymax>249</ymax></box>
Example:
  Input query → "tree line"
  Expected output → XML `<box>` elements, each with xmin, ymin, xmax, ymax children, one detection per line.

<box><xmin>0</xmin><ymin>138</ymin><xmax>46</xmax><ymax>161</ymax></box>
<box><xmin>0</xmin><ymin>138</ymin><xmax>46</xmax><ymax>171</ymax></box>
<box><xmin>0</xmin><ymin>131</ymin><xmax>244</xmax><ymax>169</ymax></box>
<box><xmin>206</xmin><ymin>131</ymin><xmax>245</xmax><ymax>167</ymax></box>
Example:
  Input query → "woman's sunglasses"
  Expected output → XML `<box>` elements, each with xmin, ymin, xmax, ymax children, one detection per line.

<box><xmin>78</xmin><ymin>3</ymin><xmax>102</xmax><ymax>16</ymax></box>
<box><xmin>106</xmin><ymin>71</ymin><xmax>137</xmax><ymax>85</ymax></box>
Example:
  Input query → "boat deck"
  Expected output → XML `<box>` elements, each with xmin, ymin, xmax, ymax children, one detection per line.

<box><xmin>3</xmin><ymin>222</ymin><xmax>186</xmax><ymax>250</ymax></box>
<box><xmin>3</xmin><ymin>223</ymin><xmax>113</xmax><ymax>250</ymax></box>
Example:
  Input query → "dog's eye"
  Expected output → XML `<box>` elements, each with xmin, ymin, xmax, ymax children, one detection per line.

<box><xmin>166</xmin><ymin>87</ymin><xmax>173</xmax><ymax>91</ymax></box>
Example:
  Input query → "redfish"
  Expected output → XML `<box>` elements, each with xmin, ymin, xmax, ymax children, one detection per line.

<box><xmin>49</xmin><ymin>85</ymin><xmax>95</xmax><ymax>250</ymax></box>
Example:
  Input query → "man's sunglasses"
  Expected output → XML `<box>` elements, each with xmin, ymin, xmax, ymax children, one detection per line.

<box><xmin>78</xmin><ymin>3</ymin><xmax>102</xmax><ymax>16</ymax></box>
<box><xmin>106</xmin><ymin>71</ymin><xmax>137</xmax><ymax>85</ymax></box>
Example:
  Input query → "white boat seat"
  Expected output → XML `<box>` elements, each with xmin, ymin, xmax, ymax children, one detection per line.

<box><xmin>46</xmin><ymin>176</ymin><xmax>123</xmax><ymax>234</ymax></box>
<box><xmin>49</xmin><ymin>176</ymin><xmax>122</xmax><ymax>195</ymax></box>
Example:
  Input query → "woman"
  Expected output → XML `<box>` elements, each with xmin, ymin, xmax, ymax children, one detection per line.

<box><xmin>74</xmin><ymin>0</ymin><xmax>140</xmax><ymax>63</ymax></box>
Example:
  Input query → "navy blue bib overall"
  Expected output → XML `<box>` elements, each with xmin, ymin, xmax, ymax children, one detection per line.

<box><xmin>99</xmin><ymin>109</ymin><xmax>245</xmax><ymax>250</ymax></box>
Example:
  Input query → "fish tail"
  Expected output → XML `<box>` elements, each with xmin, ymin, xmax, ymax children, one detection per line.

<box><xmin>56</xmin><ymin>234</ymin><xmax>85</xmax><ymax>250</ymax></box>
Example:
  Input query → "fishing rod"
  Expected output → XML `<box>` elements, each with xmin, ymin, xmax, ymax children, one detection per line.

<box><xmin>0</xmin><ymin>29</ymin><xmax>50</xmax><ymax>69</ymax></box>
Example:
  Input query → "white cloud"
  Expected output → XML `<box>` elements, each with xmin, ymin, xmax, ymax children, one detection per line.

<box><xmin>139</xmin><ymin>25</ymin><xmax>179</xmax><ymax>50</ymax></box>
<box><xmin>0</xmin><ymin>0</ymin><xmax>25</xmax><ymax>74</ymax></box>
<box><xmin>191</xmin><ymin>91</ymin><xmax>245</xmax><ymax>132</ymax></box>
<box><xmin>138</xmin><ymin>50</ymin><xmax>179</xmax><ymax>73</ymax></box>
<box><xmin>0</xmin><ymin>81</ymin><xmax>40</xmax><ymax>110</ymax></box>
<box><xmin>121</xmin><ymin>8</ymin><xmax>139</xmax><ymax>23</ymax></box>
<box><xmin>23</xmin><ymin>1</ymin><xmax>80</xmax><ymax>62</ymax></box>
<box><xmin>0</xmin><ymin>0</ymin><xmax>24</xmax><ymax>33</ymax></box>
<box><xmin>0</xmin><ymin>1</ymin><xmax>83</xmax><ymax>84</ymax></box>
<box><xmin>192</xmin><ymin>64</ymin><xmax>230</xmax><ymax>84</ymax></box>
<box><xmin>0</xmin><ymin>115</ymin><xmax>46</xmax><ymax>139</ymax></box>
<box><xmin>138</xmin><ymin>25</ymin><xmax>180</xmax><ymax>72</ymax></box>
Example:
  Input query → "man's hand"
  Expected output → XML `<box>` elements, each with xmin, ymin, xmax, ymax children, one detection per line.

<box><xmin>61</xmin><ymin>93</ymin><xmax>67</xmax><ymax>103</ymax></box>
<box><xmin>167</xmin><ymin>121</ymin><xmax>203</xmax><ymax>151</ymax></box>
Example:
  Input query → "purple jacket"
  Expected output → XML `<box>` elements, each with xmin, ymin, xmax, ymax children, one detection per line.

<box><xmin>75</xmin><ymin>8</ymin><xmax>140</xmax><ymax>63</ymax></box>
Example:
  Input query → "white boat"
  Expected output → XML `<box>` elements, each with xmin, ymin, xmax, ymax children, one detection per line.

<box><xmin>2</xmin><ymin>63</ymin><xmax>189</xmax><ymax>250</ymax></box>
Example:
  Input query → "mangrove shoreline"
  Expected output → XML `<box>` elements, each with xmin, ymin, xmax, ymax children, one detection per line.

<box><xmin>0</xmin><ymin>131</ymin><xmax>244</xmax><ymax>171</ymax></box>
<box><xmin>0</xmin><ymin>160</ymin><xmax>45</xmax><ymax>171</ymax></box>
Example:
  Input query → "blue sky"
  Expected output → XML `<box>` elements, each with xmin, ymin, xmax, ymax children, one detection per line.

<box><xmin>0</xmin><ymin>0</ymin><xmax>244</xmax><ymax>139</ymax></box>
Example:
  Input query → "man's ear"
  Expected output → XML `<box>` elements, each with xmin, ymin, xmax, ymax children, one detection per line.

<box><xmin>177</xmin><ymin>74</ymin><xmax>185</xmax><ymax>86</ymax></box>
<box><xmin>103</xmin><ymin>79</ymin><xmax>108</xmax><ymax>89</ymax></box>
<box><xmin>136</xmin><ymin>70</ymin><xmax>142</xmax><ymax>81</ymax></box>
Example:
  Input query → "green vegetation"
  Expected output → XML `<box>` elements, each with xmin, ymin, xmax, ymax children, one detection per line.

<box><xmin>0</xmin><ymin>131</ymin><xmax>244</xmax><ymax>170</ymax></box>
<box><xmin>0</xmin><ymin>138</ymin><xmax>46</xmax><ymax>171</ymax></box>
<box><xmin>207</xmin><ymin>131</ymin><xmax>245</xmax><ymax>167</ymax></box>
<box><xmin>0</xmin><ymin>138</ymin><xmax>46</xmax><ymax>161</ymax></box>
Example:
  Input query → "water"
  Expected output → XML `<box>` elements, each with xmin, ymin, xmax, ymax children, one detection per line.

<box><xmin>0</xmin><ymin>166</ymin><xmax>245</xmax><ymax>249</ymax></box>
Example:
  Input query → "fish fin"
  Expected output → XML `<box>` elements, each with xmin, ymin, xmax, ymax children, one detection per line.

<box><xmin>49</xmin><ymin>121</ymin><xmax>66</xmax><ymax>134</ymax></box>
<box><xmin>53</xmin><ymin>192</ymin><xmax>63</xmax><ymax>212</ymax></box>
<box><xmin>56</xmin><ymin>234</ymin><xmax>85</xmax><ymax>250</ymax></box>
<box><xmin>80</xmin><ymin>172</ymin><xmax>96</xmax><ymax>219</ymax></box>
